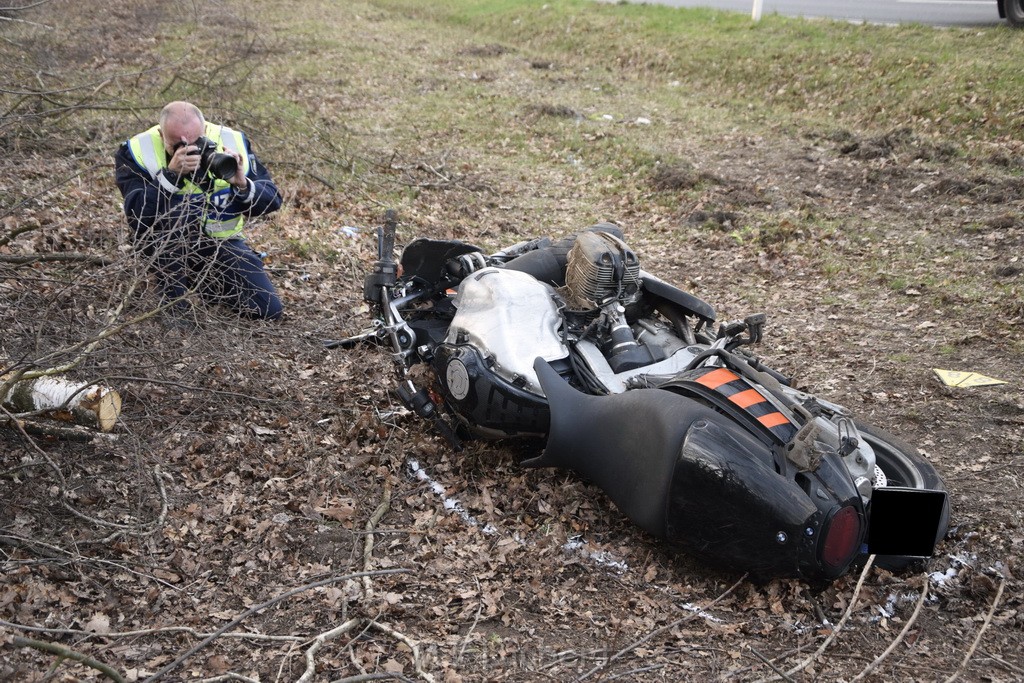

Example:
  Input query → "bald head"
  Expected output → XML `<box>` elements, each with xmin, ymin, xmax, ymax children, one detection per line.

<box><xmin>159</xmin><ymin>101</ymin><xmax>205</xmax><ymax>154</ymax></box>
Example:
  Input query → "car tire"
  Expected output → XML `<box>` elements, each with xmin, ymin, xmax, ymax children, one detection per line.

<box><xmin>1007</xmin><ymin>0</ymin><xmax>1024</xmax><ymax>27</ymax></box>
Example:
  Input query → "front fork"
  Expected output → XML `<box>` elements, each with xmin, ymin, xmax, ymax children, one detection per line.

<box><xmin>364</xmin><ymin>210</ymin><xmax>461</xmax><ymax>449</ymax></box>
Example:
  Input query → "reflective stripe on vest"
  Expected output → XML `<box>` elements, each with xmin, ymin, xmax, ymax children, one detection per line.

<box><xmin>125</xmin><ymin>123</ymin><xmax>251</xmax><ymax>239</ymax></box>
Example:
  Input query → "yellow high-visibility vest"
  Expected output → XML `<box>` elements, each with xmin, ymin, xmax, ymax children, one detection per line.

<box><xmin>127</xmin><ymin>122</ymin><xmax>251</xmax><ymax>238</ymax></box>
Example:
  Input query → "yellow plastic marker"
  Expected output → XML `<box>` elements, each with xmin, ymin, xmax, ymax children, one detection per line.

<box><xmin>933</xmin><ymin>369</ymin><xmax>1008</xmax><ymax>388</ymax></box>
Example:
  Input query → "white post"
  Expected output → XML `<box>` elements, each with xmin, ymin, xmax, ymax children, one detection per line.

<box><xmin>752</xmin><ymin>0</ymin><xmax>763</xmax><ymax>21</ymax></box>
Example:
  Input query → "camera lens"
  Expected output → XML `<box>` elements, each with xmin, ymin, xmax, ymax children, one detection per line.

<box><xmin>208</xmin><ymin>153</ymin><xmax>238</xmax><ymax>181</ymax></box>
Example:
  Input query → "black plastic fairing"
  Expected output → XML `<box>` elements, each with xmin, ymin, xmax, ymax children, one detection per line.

<box><xmin>433</xmin><ymin>345</ymin><xmax>550</xmax><ymax>437</ymax></box>
<box><xmin>668</xmin><ymin>419</ymin><xmax>825</xmax><ymax>578</ymax></box>
<box><xmin>530</xmin><ymin>357</ymin><xmax>866</xmax><ymax>580</ymax></box>
<box><xmin>400</xmin><ymin>238</ymin><xmax>482</xmax><ymax>286</ymax></box>
<box><xmin>528</xmin><ymin>357</ymin><xmax>712</xmax><ymax>536</ymax></box>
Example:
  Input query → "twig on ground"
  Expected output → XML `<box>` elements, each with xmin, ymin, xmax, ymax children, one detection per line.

<box><xmin>10</xmin><ymin>635</ymin><xmax>125</xmax><ymax>683</ymax></box>
<box><xmin>943</xmin><ymin>573</ymin><xmax>1007</xmax><ymax>683</ymax></box>
<box><xmin>198</xmin><ymin>674</ymin><xmax>260</xmax><ymax>683</ymax></box>
<box><xmin>0</xmin><ymin>619</ymin><xmax>303</xmax><ymax>643</ymax></box>
<box><xmin>768</xmin><ymin>555</ymin><xmax>876</xmax><ymax>683</ymax></box>
<box><xmin>362</xmin><ymin>482</ymin><xmax>393</xmax><ymax>595</ymax></box>
<box><xmin>575</xmin><ymin>573</ymin><xmax>748</xmax><ymax>682</ymax></box>
<box><xmin>0</xmin><ymin>416</ymin><xmax>119</xmax><ymax>442</ymax></box>
<box><xmin>980</xmin><ymin>650</ymin><xmax>1024</xmax><ymax>675</ymax></box>
<box><xmin>141</xmin><ymin>569</ymin><xmax>411</xmax><ymax>683</ymax></box>
<box><xmin>850</xmin><ymin>576</ymin><xmax>929</xmax><ymax>683</ymax></box>
<box><xmin>2</xmin><ymin>406</ymin><xmax>169</xmax><ymax>538</ymax></box>
<box><xmin>367</xmin><ymin>620</ymin><xmax>436</xmax><ymax>683</ymax></box>
<box><xmin>605</xmin><ymin>664</ymin><xmax>666</xmax><ymax>680</ymax></box>
<box><xmin>456</xmin><ymin>577</ymin><xmax>483</xmax><ymax>664</ymax></box>
<box><xmin>273</xmin><ymin>639</ymin><xmax>298</xmax><ymax>683</ymax></box>
<box><xmin>748</xmin><ymin>647</ymin><xmax>795</xmax><ymax>683</ymax></box>
<box><xmin>104</xmin><ymin>375</ymin><xmax>279</xmax><ymax>402</ymax></box>
<box><xmin>297</xmin><ymin>619</ymin><xmax>361</xmax><ymax>683</ymax></box>
<box><xmin>0</xmin><ymin>535</ymin><xmax>183</xmax><ymax>592</ymax></box>
<box><xmin>721</xmin><ymin>645</ymin><xmax>811</xmax><ymax>680</ymax></box>
<box><xmin>0</xmin><ymin>252</ymin><xmax>113</xmax><ymax>265</ymax></box>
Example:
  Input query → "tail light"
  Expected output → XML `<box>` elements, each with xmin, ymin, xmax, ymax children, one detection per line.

<box><xmin>821</xmin><ymin>505</ymin><xmax>862</xmax><ymax>569</ymax></box>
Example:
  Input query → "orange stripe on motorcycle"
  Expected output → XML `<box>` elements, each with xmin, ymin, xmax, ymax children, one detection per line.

<box><xmin>729</xmin><ymin>388</ymin><xmax>766</xmax><ymax>409</ymax></box>
<box><xmin>696</xmin><ymin>368</ymin><xmax>740</xmax><ymax>390</ymax></box>
<box><xmin>758</xmin><ymin>412</ymin><xmax>791</xmax><ymax>429</ymax></box>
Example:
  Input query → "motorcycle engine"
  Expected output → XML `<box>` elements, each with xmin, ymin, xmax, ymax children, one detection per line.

<box><xmin>565</xmin><ymin>231</ymin><xmax>641</xmax><ymax>308</ymax></box>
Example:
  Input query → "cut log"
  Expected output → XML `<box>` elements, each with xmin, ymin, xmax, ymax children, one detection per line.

<box><xmin>1</xmin><ymin>417</ymin><xmax>119</xmax><ymax>442</ymax></box>
<box><xmin>2</xmin><ymin>375</ymin><xmax>121</xmax><ymax>432</ymax></box>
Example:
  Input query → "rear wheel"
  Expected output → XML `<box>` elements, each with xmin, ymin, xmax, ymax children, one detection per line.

<box><xmin>1007</xmin><ymin>0</ymin><xmax>1024</xmax><ymax>27</ymax></box>
<box><xmin>857</xmin><ymin>422</ymin><xmax>950</xmax><ymax>571</ymax></box>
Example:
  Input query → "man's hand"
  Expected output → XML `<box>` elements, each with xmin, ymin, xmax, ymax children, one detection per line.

<box><xmin>225</xmin><ymin>149</ymin><xmax>247</xmax><ymax>190</ymax></box>
<box><xmin>168</xmin><ymin>137</ymin><xmax>201</xmax><ymax>176</ymax></box>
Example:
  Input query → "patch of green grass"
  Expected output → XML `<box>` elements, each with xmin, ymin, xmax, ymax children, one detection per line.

<box><xmin>888</xmin><ymin>276</ymin><xmax>910</xmax><ymax>292</ymax></box>
<box><xmin>368</xmin><ymin>0</ymin><xmax>1024</xmax><ymax>145</ymax></box>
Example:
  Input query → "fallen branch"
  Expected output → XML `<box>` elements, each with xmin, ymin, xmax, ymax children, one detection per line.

<box><xmin>850</xmin><ymin>577</ymin><xmax>929</xmax><ymax>683</ymax></box>
<box><xmin>362</xmin><ymin>482</ymin><xmax>392</xmax><ymax>595</ymax></box>
<box><xmin>943</xmin><ymin>573</ymin><xmax>1006</xmax><ymax>683</ymax></box>
<box><xmin>197</xmin><ymin>674</ymin><xmax>259</xmax><ymax>683</ymax></box>
<box><xmin>0</xmin><ymin>163</ymin><xmax>106</xmax><ymax>228</ymax></box>
<box><xmin>772</xmin><ymin>555</ymin><xmax>876</xmax><ymax>682</ymax></box>
<box><xmin>141</xmin><ymin>569</ymin><xmax>411</xmax><ymax>683</ymax></box>
<box><xmin>0</xmin><ymin>534</ymin><xmax>182</xmax><ymax>591</ymax></box>
<box><xmin>575</xmin><ymin>573</ymin><xmax>748</xmax><ymax>682</ymax></box>
<box><xmin>297</xmin><ymin>619</ymin><xmax>361</xmax><ymax>683</ymax></box>
<box><xmin>980</xmin><ymin>650</ymin><xmax>1024</xmax><ymax>676</ymax></box>
<box><xmin>3</xmin><ymin>415</ymin><xmax>168</xmax><ymax>539</ymax></box>
<box><xmin>455</xmin><ymin>577</ymin><xmax>483</xmax><ymax>664</ymax></box>
<box><xmin>0</xmin><ymin>13</ymin><xmax>53</xmax><ymax>28</ymax></box>
<box><xmin>747</xmin><ymin>647</ymin><xmax>795</xmax><ymax>683</ymax></box>
<box><xmin>0</xmin><ymin>252</ymin><xmax>113</xmax><ymax>266</ymax></box>
<box><xmin>0</xmin><ymin>416</ymin><xmax>118</xmax><ymax>442</ymax></box>
<box><xmin>367</xmin><ymin>620</ymin><xmax>436</xmax><ymax>683</ymax></box>
<box><xmin>11</xmin><ymin>635</ymin><xmax>125</xmax><ymax>683</ymax></box>
<box><xmin>2</xmin><ymin>373</ymin><xmax>122</xmax><ymax>432</ymax></box>
<box><xmin>0</xmin><ymin>619</ymin><xmax>302</xmax><ymax>644</ymax></box>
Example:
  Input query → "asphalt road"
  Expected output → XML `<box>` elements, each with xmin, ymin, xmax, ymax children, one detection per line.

<box><xmin>617</xmin><ymin>0</ymin><xmax>1003</xmax><ymax>27</ymax></box>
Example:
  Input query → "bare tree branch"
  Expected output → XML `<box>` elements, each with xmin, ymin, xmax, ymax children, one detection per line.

<box><xmin>943</xmin><ymin>573</ymin><xmax>1007</xmax><ymax>683</ymax></box>
<box><xmin>575</xmin><ymin>573</ymin><xmax>748</xmax><ymax>681</ymax></box>
<box><xmin>141</xmin><ymin>569</ymin><xmax>413</xmax><ymax>683</ymax></box>
<box><xmin>773</xmin><ymin>555</ymin><xmax>876</xmax><ymax>682</ymax></box>
<box><xmin>10</xmin><ymin>635</ymin><xmax>125</xmax><ymax>683</ymax></box>
<box><xmin>0</xmin><ymin>0</ymin><xmax>55</xmax><ymax>12</ymax></box>
<box><xmin>850</xmin><ymin>577</ymin><xmax>929</xmax><ymax>683</ymax></box>
<box><xmin>0</xmin><ymin>252</ymin><xmax>113</xmax><ymax>265</ymax></box>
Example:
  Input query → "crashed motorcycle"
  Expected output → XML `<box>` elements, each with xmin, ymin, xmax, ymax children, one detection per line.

<box><xmin>336</xmin><ymin>210</ymin><xmax>949</xmax><ymax>582</ymax></box>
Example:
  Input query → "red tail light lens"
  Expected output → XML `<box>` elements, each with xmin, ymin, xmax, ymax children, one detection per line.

<box><xmin>822</xmin><ymin>505</ymin><xmax>862</xmax><ymax>568</ymax></box>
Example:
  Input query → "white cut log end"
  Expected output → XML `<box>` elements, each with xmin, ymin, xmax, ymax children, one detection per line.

<box><xmin>84</xmin><ymin>386</ymin><xmax>122</xmax><ymax>433</ymax></box>
<box><xmin>3</xmin><ymin>375</ymin><xmax>122</xmax><ymax>432</ymax></box>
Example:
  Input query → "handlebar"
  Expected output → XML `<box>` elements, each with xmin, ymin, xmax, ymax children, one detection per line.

<box><xmin>379</xmin><ymin>208</ymin><xmax>397</xmax><ymax>263</ymax></box>
<box><xmin>363</xmin><ymin>210</ymin><xmax>400</xmax><ymax>303</ymax></box>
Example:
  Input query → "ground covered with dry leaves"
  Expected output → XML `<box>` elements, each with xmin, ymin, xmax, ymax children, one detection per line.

<box><xmin>1</xmin><ymin>1</ymin><xmax>1023</xmax><ymax>681</ymax></box>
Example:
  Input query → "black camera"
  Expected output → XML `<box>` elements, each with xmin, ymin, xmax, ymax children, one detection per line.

<box><xmin>186</xmin><ymin>136</ymin><xmax>238</xmax><ymax>181</ymax></box>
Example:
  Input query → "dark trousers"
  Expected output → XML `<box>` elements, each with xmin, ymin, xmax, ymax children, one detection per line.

<box><xmin>135</xmin><ymin>226</ymin><xmax>283</xmax><ymax>321</ymax></box>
